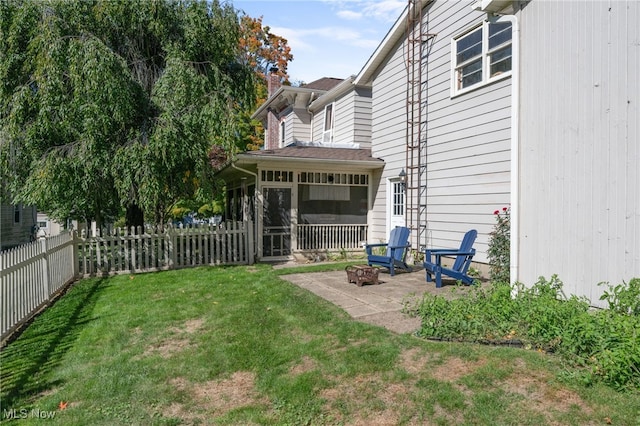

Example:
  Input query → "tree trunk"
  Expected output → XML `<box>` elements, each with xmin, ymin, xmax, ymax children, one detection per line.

<box><xmin>126</xmin><ymin>203</ymin><xmax>145</xmax><ymax>228</ymax></box>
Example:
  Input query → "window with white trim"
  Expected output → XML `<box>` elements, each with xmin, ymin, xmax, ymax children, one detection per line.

<box><xmin>392</xmin><ymin>182</ymin><xmax>404</xmax><ymax>216</ymax></box>
<box><xmin>322</xmin><ymin>103</ymin><xmax>334</xmax><ymax>143</ymax></box>
<box><xmin>452</xmin><ymin>19</ymin><xmax>513</xmax><ymax>95</ymax></box>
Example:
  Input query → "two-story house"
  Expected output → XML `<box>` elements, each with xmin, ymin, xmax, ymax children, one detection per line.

<box><xmin>356</xmin><ymin>0</ymin><xmax>638</xmax><ymax>306</ymax></box>
<box><xmin>217</xmin><ymin>69</ymin><xmax>383</xmax><ymax>261</ymax></box>
<box><xmin>219</xmin><ymin>0</ymin><xmax>638</xmax><ymax>307</ymax></box>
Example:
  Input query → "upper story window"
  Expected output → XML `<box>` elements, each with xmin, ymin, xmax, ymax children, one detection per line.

<box><xmin>14</xmin><ymin>204</ymin><xmax>21</xmax><ymax>224</ymax></box>
<box><xmin>452</xmin><ymin>18</ymin><xmax>513</xmax><ymax>96</ymax></box>
<box><xmin>322</xmin><ymin>103</ymin><xmax>334</xmax><ymax>143</ymax></box>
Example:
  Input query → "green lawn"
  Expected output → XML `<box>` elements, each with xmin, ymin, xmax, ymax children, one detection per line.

<box><xmin>1</xmin><ymin>264</ymin><xmax>639</xmax><ymax>425</ymax></box>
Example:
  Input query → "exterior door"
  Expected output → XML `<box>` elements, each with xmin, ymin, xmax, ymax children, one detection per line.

<box><xmin>387</xmin><ymin>178</ymin><xmax>405</xmax><ymax>233</ymax></box>
<box><xmin>262</xmin><ymin>187</ymin><xmax>291</xmax><ymax>258</ymax></box>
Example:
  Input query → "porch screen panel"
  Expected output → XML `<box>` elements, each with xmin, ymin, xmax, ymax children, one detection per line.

<box><xmin>298</xmin><ymin>185</ymin><xmax>367</xmax><ymax>224</ymax></box>
<box><xmin>263</xmin><ymin>187</ymin><xmax>291</xmax><ymax>257</ymax></box>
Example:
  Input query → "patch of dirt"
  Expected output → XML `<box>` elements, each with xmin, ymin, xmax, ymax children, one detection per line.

<box><xmin>193</xmin><ymin>371</ymin><xmax>267</xmax><ymax>413</ymax></box>
<box><xmin>168</xmin><ymin>318</ymin><xmax>204</xmax><ymax>334</ymax></box>
<box><xmin>166</xmin><ymin>372</ymin><xmax>268</xmax><ymax>421</ymax></box>
<box><xmin>183</xmin><ymin>318</ymin><xmax>204</xmax><ymax>333</ymax></box>
<box><xmin>430</xmin><ymin>356</ymin><xmax>488</xmax><ymax>382</ymax></box>
<box><xmin>320</xmin><ymin>373</ymin><xmax>425</xmax><ymax>425</ymax></box>
<box><xmin>501</xmin><ymin>367</ymin><xmax>594</xmax><ymax>422</ymax></box>
<box><xmin>139</xmin><ymin>319</ymin><xmax>203</xmax><ymax>359</ymax></box>
<box><xmin>289</xmin><ymin>356</ymin><xmax>317</xmax><ymax>375</ymax></box>
<box><xmin>145</xmin><ymin>337</ymin><xmax>191</xmax><ymax>359</ymax></box>
<box><xmin>399</xmin><ymin>347</ymin><xmax>439</xmax><ymax>374</ymax></box>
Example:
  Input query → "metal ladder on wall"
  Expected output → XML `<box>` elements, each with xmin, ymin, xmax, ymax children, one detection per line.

<box><xmin>405</xmin><ymin>0</ymin><xmax>436</xmax><ymax>255</ymax></box>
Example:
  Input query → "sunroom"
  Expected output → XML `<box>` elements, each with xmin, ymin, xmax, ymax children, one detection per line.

<box><xmin>217</xmin><ymin>145</ymin><xmax>384</xmax><ymax>261</ymax></box>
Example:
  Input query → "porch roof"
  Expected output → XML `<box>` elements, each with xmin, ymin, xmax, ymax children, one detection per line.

<box><xmin>236</xmin><ymin>146</ymin><xmax>384</xmax><ymax>167</ymax></box>
<box><xmin>215</xmin><ymin>146</ymin><xmax>384</xmax><ymax>181</ymax></box>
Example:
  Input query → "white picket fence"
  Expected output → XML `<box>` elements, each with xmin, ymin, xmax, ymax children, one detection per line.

<box><xmin>1</xmin><ymin>232</ymin><xmax>77</xmax><ymax>343</ymax></box>
<box><xmin>1</xmin><ymin>221</ymin><xmax>254</xmax><ymax>342</ymax></box>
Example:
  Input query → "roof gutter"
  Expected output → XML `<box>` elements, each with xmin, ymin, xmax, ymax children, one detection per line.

<box><xmin>231</xmin><ymin>163</ymin><xmax>258</xmax><ymax>181</ymax></box>
<box><xmin>236</xmin><ymin>154</ymin><xmax>384</xmax><ymax>169</ymax></box>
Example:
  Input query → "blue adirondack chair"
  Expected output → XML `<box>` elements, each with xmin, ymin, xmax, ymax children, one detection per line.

<box><xmin>365</xmin><ymin>226</ymin><xmax>411</xmax><ymax>276</ymax></box>
<box><xmin>424</xmin><ymin>229</ymin><xmax>477</xmax><ymax>288</ymax></box>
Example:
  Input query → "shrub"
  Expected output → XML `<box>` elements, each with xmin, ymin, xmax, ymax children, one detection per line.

<box><xmin>412</xmin><ymin>275</ymin><xmax>640</xmax><ymax>390</ymax></box>
<box><xmin>487</xmin><ymin>207</ymin><xmax>510</xmax><ymax>284</ymax></box>
<box><xmin>599</xmin><ymin>278</ymin><xmax>640</xmax><ymax>316</ymax></box>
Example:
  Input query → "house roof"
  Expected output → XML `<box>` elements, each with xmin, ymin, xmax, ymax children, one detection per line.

<box><xmin>301</xmin><ymin>77</ymin><xmax>344</xmax><ymax>91</ymax></box>
<box><xmin>308</xmin><ymin>76</ymin><xmax>357</xmax><ymax>111</ymax></box>
<box><xmin>251</xmin><ymin>78</ymin><xmax>345</xmax><ymax>121</ymax></box>
<box><xmin>238</xmin><ymin>145</ymin><xmax>383</xmax><ymax>165</ymax></box>
<box><xmin>216</xmin><ymin>145</ymin><xmax>383</xmax><ymax>180</ymax></box>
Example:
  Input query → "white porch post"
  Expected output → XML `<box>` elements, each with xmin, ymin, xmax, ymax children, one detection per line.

<box><xmin>291</xmin><ymin>173</ymin><xmax>298</xmax><ymax>252</ymax></box>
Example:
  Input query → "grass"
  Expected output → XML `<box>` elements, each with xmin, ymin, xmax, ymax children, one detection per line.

<box><xmin>1</xmin><ymin>264</ymin><xmax>639</xmax><ymax>425</ymax></box>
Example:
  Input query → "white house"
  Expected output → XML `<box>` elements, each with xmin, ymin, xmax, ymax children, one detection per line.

<box><xmin>219</xmin><ymin>0</ymin><xmax>639</xmax><ymax>306</ymax></box>
<box><xmin>218</xmin><ymin>71</ymin><xmax>383</xmax><ymax>261</ymax></box>
<box><xmin>355</xmin><ymin>0</ymin><xmax>639</xmax><ymax>306</ymax></box>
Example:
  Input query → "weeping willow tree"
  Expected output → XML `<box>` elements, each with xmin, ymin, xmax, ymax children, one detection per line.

<box><xmin>0</xmin><ymin>0</ymin><xmax>256</xmax><ymax>228</ymax></box>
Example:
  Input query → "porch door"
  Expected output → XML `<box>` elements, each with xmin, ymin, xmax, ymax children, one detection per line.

<box><xmin>387</xmin><ymin>178</ymin><xmax>405</xmax><ymax>232</ymax></box>
<box><xmin>262</xmin><ymin>186</ymin><xmax>291</xmax><ymax>258</ymax></box>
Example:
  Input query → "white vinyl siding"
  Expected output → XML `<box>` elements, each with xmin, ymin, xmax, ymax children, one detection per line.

<box><xmin>370</xmin><ymin>0</ymin><xmax>511</xmax><ymax>260</ymax></box>
<box><xmin>517</xmin><ymin>0</ymin><xmax>640</xmax><ymax>307</ymax></box>
<box><xmin>332</xmin><ymin>87</ymin><xmax>372</xmax><ymax>147</ymax></box>
<box><xmin>310</xmin><ymin>87</ymin><xmax>372</xmax><ymax>147</ymax></box>
<box><xmin>281</xmin><ymin>108</ymin><xmax>311</xmax><ymax>145</ymax></box>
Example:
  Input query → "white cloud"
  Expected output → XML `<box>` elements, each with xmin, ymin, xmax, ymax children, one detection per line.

<box><xmin>324</xmin><ymin>0</ymin><xmax>406</xmax><ymax>23</ymax></box>
<box><xmin>337</xmin><ymin>9</ymin><xmax>363</xmax><ymax>20</ymax></box>
<box><xmin>270</xmin><ymin>26</ymin><xmax>313</xmax><ymax>52</ymax></box>
<box><xmin>272</xmin><ymin>25</ymin><xmax>379</xmax><ymax>53</ymax></box>
<box><xmin>361</xmin><ymin>0</ymin><xmax>406</xmax><ymax>22</ymax></box>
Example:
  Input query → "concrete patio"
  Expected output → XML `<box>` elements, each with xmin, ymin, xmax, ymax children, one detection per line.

<box><xmin>280</xmin><ymin>265</ymin><xmax>485</xmax><ymax>334</ymax></box>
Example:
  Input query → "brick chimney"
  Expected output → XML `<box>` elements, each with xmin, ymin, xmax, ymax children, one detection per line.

<box><xmin>265</xmin><ymin>67</ymin><xmax>282</xmax><ymax>150</ymax></box>
<box><xmin>267</xmin><ymin>66</ymin><xmax>281</xmax><ymax>97</ymax></box>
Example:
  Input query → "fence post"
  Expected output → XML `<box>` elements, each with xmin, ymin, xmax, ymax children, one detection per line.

<box><xmin>246</xmin><ymin>221</ymin><xmax>255</xmax><ymax>265</ymax></box>
<box><xmin>72</xmin><ymin>230</ymin><xmax>80</xmax><ymax>278</ymax></box>
<box><xmin>39</xmin><ymin>235</ymin><xmax>51</xmax><ymax>300</ymax></box>
<box><xmin>170</xmin><ymin>227</ymin><xmax>177</xmax><ymax>269</ymax></box>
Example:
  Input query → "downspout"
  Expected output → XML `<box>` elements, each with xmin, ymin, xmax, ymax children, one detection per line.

<box><xmin>509</xmin><ymin>14</ymin><xmax>520</xmax><ymax>285</ymax></box>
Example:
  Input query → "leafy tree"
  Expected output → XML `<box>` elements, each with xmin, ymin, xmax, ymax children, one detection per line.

<box><xmin>1</xmin><ymin>0</ymin><xmax>257</xmax><ymax>228</ymax></box>
<box><xmin>236</xmin><ymin>14</ymin><xmax>293</xmax><ymax>152</ymax></box>
<box><xmin>239</xmin><ymin>15</ymin><xmax>291</xmax><ymax>82</ymax></box>
<box><xmin>168</xmin><ymin>12</ymin><xmax>295</xmax><ymax>220</ymax></box>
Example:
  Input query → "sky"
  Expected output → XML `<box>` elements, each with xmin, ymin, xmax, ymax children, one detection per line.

<box><xmin>231</xmin><ymin>0</ymin><xmax>407</xmax><ymax>84</ymax></box>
